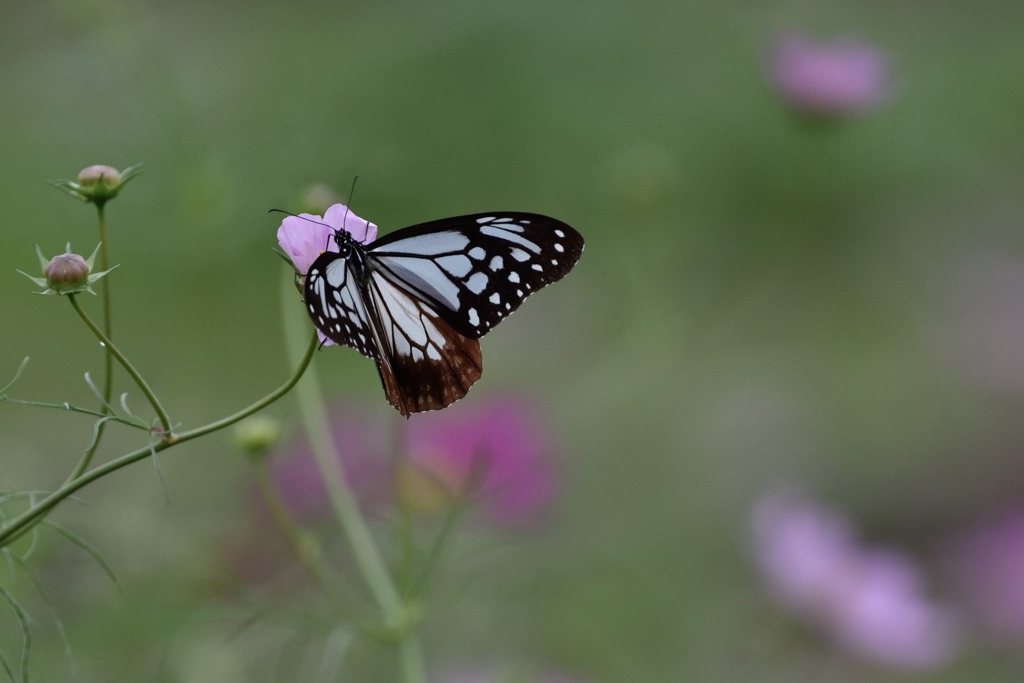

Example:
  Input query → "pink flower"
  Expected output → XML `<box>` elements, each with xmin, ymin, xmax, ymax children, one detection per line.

<box><xmin>752</xmin><ymin>487</ymin><xmax>962</xmax><ymax>668</ymax></box>
<box><xmin>276</xmin><ymin>203</ymin><xmax>377</xmax><ymax>275</ymax></box>
<box><xmin>768</xmin><ymin>34</ymin><xmax>889</xmax><ymax>118</ymax></box>
<box><xmin>271</xmin><ymin>397</ymin><xmax>558</xmax><ymax>529</ymax></box>
<box><xmin>276</xmin><ymin>203</ymin><xmax>377</xmax><ymax>346</ymax></box>
<box><xmin>946</xmin><ymin>507</ymin><xmax>1024</xmax><ymax>645</ymax></box>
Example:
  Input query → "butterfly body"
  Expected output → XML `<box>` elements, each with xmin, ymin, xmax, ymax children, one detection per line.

<box><xmin>303</xmin><ymin>212</ymin><xmax>583</xmax><ymax>416</ymax></box>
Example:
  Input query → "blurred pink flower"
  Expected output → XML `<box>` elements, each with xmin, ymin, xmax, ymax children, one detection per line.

<box><xmin>402</xmin><ymin>398</ymin><xmax>557</xmax><ymax>527</ymax></box>
<box><xmin>767</xmin><ymin>34</ymin><xmax>889</xmax><ymax>118</ymax></box>
<box><xmin>271</xmin><ymin>397</ymin><xmax>559</xmax><ymax>529</ymax></box>
<box><xmin>946</xmin><ymin>507</ymin><xmax>1024</xmax><ymax>645</ymax></box>
<box><xmin>276</xmin><ymin>202</ymin><xmax>377</xmax><ymax>275</ymax></box>
<box><xmin>752</xmin><ymin>487</ymin><xmax>962</xmax><ymax>668</ymax></box>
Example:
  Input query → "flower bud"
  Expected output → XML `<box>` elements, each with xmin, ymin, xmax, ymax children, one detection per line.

<box><xmin>44</xmin><ymin>253</ymin><xmax>91</xmax><ymax>292</ymax></box>
<box><xmin>51</xmin><ymin>163</ymin><xmax>142</xmax><ymax>206</ymax></box>
<box><xmin>19</xmin><ymin>243</ymin><xmax>117</xmax><ymax>295</ymax></box>
<box><xmin>234</xmin><ymin>416</ymin><xmax>282</xmax><ymax>457</ymax></box>
<box><xmin>77</xmin><ymin>165</ymin><xmax>121</xmax><ymax>187</ymax></box>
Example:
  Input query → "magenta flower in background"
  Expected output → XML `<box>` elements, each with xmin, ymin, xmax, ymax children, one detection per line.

<box><xmin>270</xmin><ymin>397</ymin><xmax>558</xmax><ymax>529</ymax></box>
<box><xmin>946</xmin><ymin>507</ymin><xmax>1024</xmax><ymax>645</ymax></box>
<box><xmin>402</xmin><ymin>398</ymin><xmax>558</xmax><ymax>528</ymax></box>
<box><xmin>276</xmin><ymin>202</ymin><xmax>377</xmax><ymax>275</ymax></box>
<box><xmin>752</xmin><ymin>487</ymin><xmax>962</xmax><ymax>669</ymax></box>
<box><xmin>767</xmin><ymin>34</ymin><xmax>889</xmax><ymax>118</ymax></box>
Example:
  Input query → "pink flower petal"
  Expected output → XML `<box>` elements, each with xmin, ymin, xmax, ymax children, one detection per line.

<box><xmin>275</xmin><ymin>204</ymin><xmax>377</xmax><ymax>275</ymax></box>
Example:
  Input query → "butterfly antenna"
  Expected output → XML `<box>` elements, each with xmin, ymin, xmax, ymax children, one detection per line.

<box><xmin>269</xmin><ymin>207</ymin><xmax>338</xmax><ymax>251</ymax></box>
<box><xmin>343</xmin><ymin>175</ymin><xmax>359</xmax><ymax>229</ymax></box>
<box><xmin>267</xmin><ymin>208</ymin><xmax>335</xmax><ymax>230</ymax></box>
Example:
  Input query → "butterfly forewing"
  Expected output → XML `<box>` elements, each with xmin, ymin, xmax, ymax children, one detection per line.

<box><xmin>367</xmin><ymin>213</ymin><xmax>584</xmax><ymax>339</ymax></box>
<box><xmin>301</xmin><ymin>211</ymin><xmax>583</xmax><ymax>416</ymax></box>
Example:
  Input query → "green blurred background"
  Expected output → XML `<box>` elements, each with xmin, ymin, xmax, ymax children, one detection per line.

<box><xmin>3</xmin><ymin>0</ymin><xmax>1024</xmax><ymax>680</ymax></box>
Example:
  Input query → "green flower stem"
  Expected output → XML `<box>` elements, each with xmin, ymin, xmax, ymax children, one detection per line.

<box><xmin>67</xmin><ymin>294</ymin><xmax>172</xmax><ymax>437</ymax></box>
<box><xmin>279</xmin><ymin>272</ymin><xmax>426</xmax><ymax>683</ymax></box>
<box><xmin>249</xmin><ymin>456</ymin><xmax>358</xmax><ymax>612</ymax></box>
<box><xmin>96</xmin><ymin>204</ymin><xmax>113</xmax><ymax>405</ymax></box>
<box><xmin>399</xmin><ymin>635</ymin><xmax>427</xmax><ymax>683</ymax></box>
<box><xmin>70</xmin><ymin>205</ymin><xmax>114</xmax><ymax>480</ymax></box>
<box><xmin>0</xmin><ymin>333</ymin><xmax>319</xmax><ymax>549</ymax></box>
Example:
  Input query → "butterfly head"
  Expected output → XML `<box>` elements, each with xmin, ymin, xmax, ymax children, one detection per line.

<box><xmin>332</xmin><ymin>228</ymin><xmax>355</xmax><ymax>258</ymax></box>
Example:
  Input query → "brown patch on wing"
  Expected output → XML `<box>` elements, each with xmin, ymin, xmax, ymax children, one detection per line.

<box><xmin>375</xmin><ymin>317</ymin><xmax>483</xmax><ymax>416</ymax></box>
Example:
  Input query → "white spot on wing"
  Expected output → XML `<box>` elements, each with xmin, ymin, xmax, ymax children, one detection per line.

<box><xmin>489</xmin><ymin>255</ymin><xmax>504</xmax><ymax>271</ymax></box>
<box><xmin>489</xmin><ymin>292</ymin><xmax>501</xmax><ymax>304</ymax></box>
<box><xmin>491</xmin><ymin>218</ymin><xmax>524</xmax><ymax>232</ymax></box>
<box><xmin>468</xmin><ymin>308</ymin><xmax>479</xmax><ymax>326</ymax></box>
<box><xmin>555</xmin><ymin>243</ymin><xmax>565</xmax><ymax>253</ymax></box>
<box><xmin>476</xmin><ymin>216</ymin><xmax>495</xmax><ymax>224</ymax></box>
<box><xmin>509</xmin><ymin>248</ymin><xmax>530</xmax><ymax>262</ymax></box>
<box><xmin>555</xmin><ymin>229</ymin><xmax>565</xmax><ymax>238</ymax></box>
<box><xmin>480</xmin><ymin>226</ymin><xmax>541</xmax><ymax>253</ymax></box>
<box><xmin>469</xmin><ymin>247</ymin><xmax>486</xmax><ymax>260</ymax></box>
<box><xmin>508</xmin><ymin>271</ymin><xmax>521</xmax><ymax>283</ymax></box>
<box><xmin>325</xmin><ymin>259</ymin><xmax>348</xmax><ymax>287</ymax></box>
<box><xmin>377</xmin><ymin>256</ymin><xmax>460</xmax><ymax>309</ymax></box>
<box><xmin>466</xmin><ymin>272</ymin><xmax>488</xmax><ymax>294</ymax></box>
<box><xmin>376</xmin><ymin>232</ymin><xmax>469</xmax><ymax>255</ymax></box>
<box><xmin>532</xmin><ymin>264</ymin><xmax>543</xmax><ymax>272</ymax></box>
<box><xmin>422</xmin><ymin>315</ymin><xmax>445</xmax><ymax>347</ymax></box>
<box><xmin>341</xmin><ymin>286</ymin><xmax>355</xmax><ymax>311</ymax></box>
<box><xmin>437</xmin><ymin>254</ymin><xmax>473</xmax><ymax>277</ymax></box>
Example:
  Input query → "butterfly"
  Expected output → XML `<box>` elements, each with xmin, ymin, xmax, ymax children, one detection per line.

<box><xmin>293</xmin><ymin>207</ymin><xmax>584</xmax><ymax>416</ymax></box>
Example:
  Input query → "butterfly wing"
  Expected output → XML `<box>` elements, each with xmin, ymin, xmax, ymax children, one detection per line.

<box><xmin>304</xmin><ymin>253</ymin><xmax>378</xmax><ymax>360</ymax></box>
<box><xmin>303</xmin><ymin>212</ymin><xmax>584</xmax><ymax>416</ymax></box>
<box><xmin>364</xmin><ymin>270</ymin><xmax>482</xmax><ymax>415</ymax></box>
<box><xmin>367</xmin><ymin>213</ymin><xmax>584</xmax><ymax>339</ymax></box>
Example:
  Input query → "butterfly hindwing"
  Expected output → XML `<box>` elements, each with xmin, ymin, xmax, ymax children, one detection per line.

<box><xmin>367</xmin><ymin>213</ymin><xmax>584</xmax><ymax>339</ymax></box>
<box><xmin>365</xmin><ymin>270</ymin><xmax>483</xmax><ymax>415</ymax></box>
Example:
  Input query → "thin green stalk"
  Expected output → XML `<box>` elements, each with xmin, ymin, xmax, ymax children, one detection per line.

<box><xmin>0</xmin><ymin>333</ymin><xmax>319</xmax><ymax>548</ymax></box>
<box><xmin>398</xmin><ymin>635</ymin><xmax>427</xmax><ymax>683</ymax></box>
<box><xmin>67</xmin><ymin>295</ymin><xmax>172</xmax><ymax>436</ymax></box>
<box><xmin>70</xmin><ymin>204</ymin><xmax>113</xmax><ymax>479</ymax></box>
<box><xmin>249</xmin><ymin>456</ymin><xmax>355</xmax><ymax>611</ymax></box>
<box><xmin>279</xmin><ymin>272</ymin><xmax>426</xmax><ymax>683</ymax></box>
<box><xmin>96</xmin><ymin>204</ymin><xmax>113</xmax><ymax>404</ymax></box>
